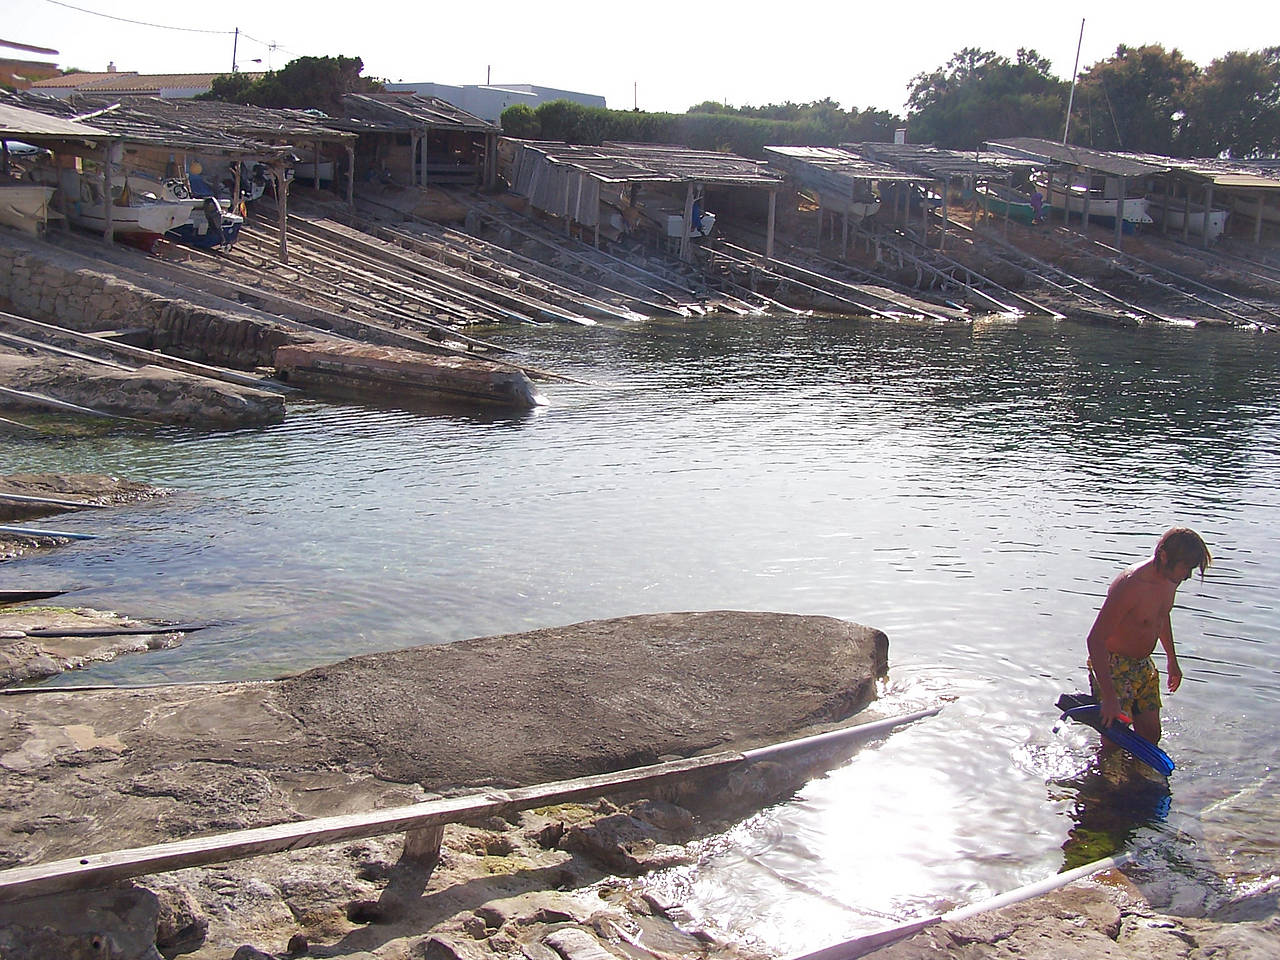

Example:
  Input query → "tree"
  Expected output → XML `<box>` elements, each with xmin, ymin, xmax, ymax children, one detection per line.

<box><xmin>1183</xmin><ymin>48</ymin><xmax>1280</xmax><ymax>158</ymax></box>
<box><xmin>500</xmin><ymin>104</ymin><xmax>541</xmax><ymax>138</ymax></box>
<box><xmin>1071</xmin><ymin>44</ymin><xmax>1198</xmax><ymax>154</ymax></box>
<box><xmin>199</xmin><ymin>55</ymin><xmax>382</xmax><ymax>115</ymax></box>
<box><xmin>906</xmin><ymin>48</ymin><xmax>1067</xmax><ymax>150</ymax></box>
<box><xmin>684</xmin><ymin>98</ymin><xmax>901</xmax><ymax>145</ymax></box>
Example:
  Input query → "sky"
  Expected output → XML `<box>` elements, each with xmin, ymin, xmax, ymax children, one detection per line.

<box><xmin>4</xmin><ymin>1</ymin><xmax>1274</xmax><ymax>118</ymax></box>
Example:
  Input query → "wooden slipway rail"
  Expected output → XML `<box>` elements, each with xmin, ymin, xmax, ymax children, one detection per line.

<box><xmin>0</xmin><ymin>706</ymin><xmax>940</xmax><ymax>903</ymax></box>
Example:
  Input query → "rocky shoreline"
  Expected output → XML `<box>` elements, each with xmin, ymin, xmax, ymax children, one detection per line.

<box><xmin>2</xmin><ymin>478</ymin><xmax>1277</xmax><ymax>960</ymax></box>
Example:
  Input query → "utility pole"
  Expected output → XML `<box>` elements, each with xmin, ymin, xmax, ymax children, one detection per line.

<box><xmin>231</xmin><ymin>27</ymin><xmax>240</xmax><ymax>73</ymax></box>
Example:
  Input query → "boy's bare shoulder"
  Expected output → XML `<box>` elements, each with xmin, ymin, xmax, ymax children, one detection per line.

<box><xmin>1108</xmin><ymin>561</ymin><xmax>1154</xmax><ymax>597</ymax></box>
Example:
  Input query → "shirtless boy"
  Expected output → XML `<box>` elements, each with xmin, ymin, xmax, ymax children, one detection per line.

<box><xmin>1085</xmin><ymin>527</ymin><xmax>1212</xmax><ymax>746</ymax></box>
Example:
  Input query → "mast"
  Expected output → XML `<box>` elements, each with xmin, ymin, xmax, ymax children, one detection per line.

<box><xmin>1062</xmin><ymin>18</ymin><xmax>1085</xmax><ymax>144</ymax></box>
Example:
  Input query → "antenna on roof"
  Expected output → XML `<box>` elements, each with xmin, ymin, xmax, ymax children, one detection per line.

<box><xmin>1062</xmin><ymin>18</ymin><xmax>1085</xmax><ymax>145</ymax></box>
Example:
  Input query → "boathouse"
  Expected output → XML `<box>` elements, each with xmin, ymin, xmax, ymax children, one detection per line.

<box><xmin>329</xmin><ymin>93</ymin><xmax>500</xmax><ymax>191</ymax></box>
<box><xmin>763</xmin><ymin>146</ymin><xmax>923</xmax><ymax>256</ymax></box>
<box><xmin>1</xmin><ymin>99</ymin><xmax>120</xmax><ymax>239</ymax></box>
<box><xmin>1112</xmin><ymin>152</ymin><xmax>1280</xmax><ymax>246</ymax></box>
<box><xmin>0</xmin><ymin>90</ymin><xmax>356</xmax><ymax>261</ymax></box>
<box><xmin>502</xmin><ymin>140</ymin><xmax>785</xmax><ymax>260</ymax></box>
<box><xmin>984</xmin><ymin>138</ymin><xmax>1166</xmax><ymax>248</ymax></box>
<box><xmin>839</xmin><ymin>142</ymin><xmax>1042</xmax><ymax>250</ymax></box>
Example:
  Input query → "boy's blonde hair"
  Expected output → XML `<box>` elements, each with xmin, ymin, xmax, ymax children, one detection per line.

<box><xmin>1156</xmin><ymin>527</ymin><xmax>1212</xmax><ymax>577</ymax></box>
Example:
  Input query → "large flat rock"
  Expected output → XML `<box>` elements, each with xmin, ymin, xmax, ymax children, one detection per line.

<box><xmin>0</xmin><ymin>611</ymin><xmax>886</xmax><ymax>867</ymax></box>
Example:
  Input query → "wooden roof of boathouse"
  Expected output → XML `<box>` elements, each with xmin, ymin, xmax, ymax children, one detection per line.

<box><xmin>335</xmin><ymin>93</ymin><xmax>499</xmax><ymax>134</ymax></box>
<box><xmin>985</xmin><ymin>138</ymin><xmax>1166</xmax><ymax>179</ymax></box>
<box><xmin>0</xmin><ymin>100</ymin><xmax>116</xmax><ymax>147</ymax></box>
<box><xmin>841</xmin><ymin>142</ymin><xmax>1042</xmax><ymax>180</ymax></box>
<box><xmin>508</xmin><ymin>140</ymin><xmax>784</xmax><ymax>187</ymax></box>
<box><xmin>1113</xmin><ymin>151</ymin><xmax>1280</xmax><ymax>193</ymax></box>
<box><xmin>0</xmin><ymin>90</ymin><xmax>344</xmax><ymax>158</ymax></box>
<box><xmin>764</xmin><ymin>145</ymin><xmax>920</xmax><ymax>183</ymax></box>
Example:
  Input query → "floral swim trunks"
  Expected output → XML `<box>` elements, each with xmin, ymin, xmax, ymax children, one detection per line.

<box><xmin>1089</xmin><ymin>652</ymin><xmax>1161</xmax><ymax>717</ymax></box>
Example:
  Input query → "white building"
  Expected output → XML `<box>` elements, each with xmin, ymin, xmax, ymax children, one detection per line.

<box><xmin>384</xmin><ymin>82</ymin><xmax>605</xmax><ymax>123</ymax></box>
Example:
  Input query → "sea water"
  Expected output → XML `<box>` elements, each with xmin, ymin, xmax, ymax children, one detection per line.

<box><xmin>5</xmin><ymin>314</ymin><xmax>1278</xmax><ymax>951</ymax></box>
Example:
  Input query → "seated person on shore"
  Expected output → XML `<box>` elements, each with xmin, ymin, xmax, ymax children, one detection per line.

<box><xmin>1084</xmin><ymin>527</ymin><xmax>1211</xmax><ymax>749</ymax></box>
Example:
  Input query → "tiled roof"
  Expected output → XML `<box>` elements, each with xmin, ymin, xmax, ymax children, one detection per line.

<box><xmin>31</xmin><ymin>71</ymin><xmax>127</xmax><ymax>89</ymax></box>
<box><xmin>31</xmin><ymin>71</ymin><xmax>265</xmax><ymax>93</ymax></box>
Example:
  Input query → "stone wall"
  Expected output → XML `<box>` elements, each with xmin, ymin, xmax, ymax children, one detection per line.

<box><xmin>0</xmin><ymin>244</ymin><xmax>297</xmax><ymax>369</ymax></box>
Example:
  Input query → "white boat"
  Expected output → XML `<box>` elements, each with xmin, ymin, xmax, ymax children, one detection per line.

<box><xmin>1038</xmin><ymin>173</ymin><xmax>1152</xmax><ymax>224</ymax></box>
<box><xmin>1231</xmin><ymin>194</ymin><xmax>1280</xmax><ymax>227</ymax></box>
<box><xmin>0</xmin><ymin>181</ymin><xmax>58</xmax><ymax>236</ymax></box>
<box><xmin>36</xmin><ymin>168</ymin><xmax>197</xmax><ymax>238</ymax></box>
<box><xmin>1146</xmin><ymin>196</ymin><xmax>1229</xmax><ymax>243</ymax></box>
<box><xmin>293</xmin><ymin>151</ymin><xmax>334</xmax><ymax>184</ymax></box>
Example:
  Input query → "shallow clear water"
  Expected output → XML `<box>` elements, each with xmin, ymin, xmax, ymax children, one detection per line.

<box><xmin>5</xmin><ymin>315</ymin><xmax>1279</xmax><ymax>950</ymax></box>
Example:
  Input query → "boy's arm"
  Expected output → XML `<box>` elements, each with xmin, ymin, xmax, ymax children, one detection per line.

<box><xmin>1085</xmin><ymin>582</ymin><xmax>1133</xmax><ymax>725</ymax></box>
<box><xmin>1159</xmin><ymin>611</ymin><xmax>1182</xmax><ymax>693</ymax></box>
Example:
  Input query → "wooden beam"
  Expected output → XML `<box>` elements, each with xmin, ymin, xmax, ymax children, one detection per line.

<box><xmin>346</xmin><ymin>144</ymin><xmax>356</xmax><ymax>206</ymax></box>
<box><xmin>1114</xmin><ymin>176</ymin><xmax>1124</xmax><ymax>250</ymax></box>
<box><xmin>0</xmin><ymin>708</ymin><xmax>940</xmax><ymax>904</ymax></box>
<box><xmin>1202</xmin><ymin>182</ymin><xmax>1213</xmax><ymax>250</ymax></box>
<box><xmin>679</xmin><ymin>182</ymin><xmax>695</xmax><ymax>262</ymax></box>
<box><xmin>100</xmin><ymin>145</ymin><xmax>113</xmax><ymax>245</ymax></box>
<box><xmin>766</xmin><ymin>189</ymin><xmax>776</xmax><ymax>261</ymax></box>
<box><xmin>1162</xmin><ymin>174</ymin><xmax>1172</xmax><ymax>235</ymax></box>
<box><xmin>939</xmin><ymin>177</ymin><xmax>949</xmax><ymax>253</ymax></box>
<box><xmin>1080</xmin><ymin>169</ymin><xmax>1091</xmax><ymax>233</ymax></box>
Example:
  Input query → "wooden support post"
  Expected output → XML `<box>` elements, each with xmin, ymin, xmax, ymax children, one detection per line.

<box><xmin>271</xmin><ymin>161</ymin><xmax>290</xmax><ymax>264</ymax></box>
<box><xmin>1162</xmin><ymin>175</ymin><xmax>1172</xmax><ymax>235</ymax></box>
<box><xmin>766</xmin><ymin>189</ymin><xmax>776</xmax><ymax>261</ymax></box>
<box><xmin>679</xmin><ymin>182</ymin><xmax>695</xmax><ymax>262</ymax></box>
<box><xmin>1256</xmin><ymin>191</ymin><xmax>1265</xmax><ymax>244</ymax></box>
<box><xmin>483</xmin><ymin>133</ymin><xmax>497</xmax><ymax>190</ymax></box>
<box><xmin>346</xmin><ymin>144</ymin><xmax>355</xmax><ymax>206</ymax></box>
<box><xmin>421</xmin><ymin>132</ymin><xmax>429</xmax><ymax>191</ymax></box>
<box><xmin>232</xmin><ymin>161</ymin><xmax>243</xmax><ymax>208</ymax></box>
<box><xmin>1114</xmin><ymin>176</ymin><xmax>1124</xmax><ymax>250</ymax></box>
<box><xmin>312</xmin><ymin>140</ymin><xmax>320</xmax><ymax>192</ymax></box>
<box><xmin>921</xmin><ymin>180</ymin><xmax>929</xmax><ymax>239</ymax></box>
<box><xmin>1202</xmin><ymin>183</ymin><xmax>1214</xmax><ymax>249</ymax></box>
<box><xmin>401</xmin><ymin>824</ymin><xmax>444</xmax><ymax>870</ymax></box>
<box><xmin>563</xmin><ymin>174</ymin><xmax>572</xmax><ymax>237</ymax></box>
<box><xmin>939</xmin><ymin>177</ymin><xmax>949</xmax><ymax>253</ymax></box>
<box><xmin>1002</xmin><ymin>175</ymin><xmax>1011</xmax><ymax>239</ymax></box>
<box><xmin>101</xmin><ymin>145</ymin><xmax>113</xmax><ymax>245</ymax></box>
<box><xmin>1080</xmin><ymin>169</ymin><xmax>1091</xmax><ymax>233</ymax></box>
<box><xmin>57</xmin><ymin>161</ymin><xmax>70</xmax><ymax>232</ymax></box>
<box><xmin>841</xmin><ymin>208</ymin><xmax>849</xmax><ymax>259</ymax></box>
<box><xmin>411</xmin><ymin>134</ymin><xmax>422</xmax><ymax>188</ymax></box>
<box><xmin>1182</xmin><ymin>190</ymin><xmax>1191</xmax><ymax>242</ymax></box>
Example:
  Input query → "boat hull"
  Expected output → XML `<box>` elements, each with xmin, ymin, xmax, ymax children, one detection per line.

<box><xmin>1147</xmin><ymin>198</ymin><xmax>1228</xmax><ymax>242</ymax></box>
<box><xmin>0</xmin><ymin>184</ymin><xmax>57</xmax><ymax>236</ymax></box>
<box><xmin>1046</xmin><ymin>186</ymin><xmax>1152</xmax><ymax>224</ymax></box>
<box><xmin>166</xmin><ymin>207</ymin><xmax>245</xmax><ymax>249</ymax></box>
<box><xmin>71</xmin><ymin>202</ymin><xmax>194</xmax><ymax>236</ymax></box>
<box><xmin>974</xmin><ymin>185</ymin><xmax>1035</xmax><ymax>223</ymax></box>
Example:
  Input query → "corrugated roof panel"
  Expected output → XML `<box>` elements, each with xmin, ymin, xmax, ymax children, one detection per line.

<box><xmin>0</xmin><ymin>102</ymin><xmax>114</xmax><ymax>139</ymax></box>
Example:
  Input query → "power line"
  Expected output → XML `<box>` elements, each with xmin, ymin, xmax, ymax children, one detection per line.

<box><xmin>43</xmin><ymin>0</ymin><xmax>233</xmax><ymax>36</ymax></box>
<box><xmin>41</xmin><ymin>0</ymin><xmax>289</xmax><ymax>55</ymax></box>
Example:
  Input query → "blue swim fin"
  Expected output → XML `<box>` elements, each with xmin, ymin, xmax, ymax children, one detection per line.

<box><xmin>1055</xmin><ymin>693</ymin><xmax>1175</xmax><ymax>777</ymax></box>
